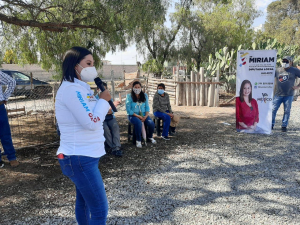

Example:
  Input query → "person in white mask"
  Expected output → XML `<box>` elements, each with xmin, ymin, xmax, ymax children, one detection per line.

<box><xmin>272</xmin><ymin>56</ymin><xmax>300</xmax><ymax>132</ymax></box>
<box><xmin>55</xmin><ymin>46</ymin><xmax>111</xmax><ymax>224</ymax></box>
<box><xmin>126</xmin><ymin>81</ymin><xmax>156</xmax><ymax>147</ymax></box>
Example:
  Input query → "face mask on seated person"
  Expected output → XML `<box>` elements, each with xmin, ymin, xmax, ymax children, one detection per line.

<box><xmin>158</xmin><ymin>89</ymin><xmax>165</xmax><ymax>95</ymax></box>
<box><xmin>133</xmin><ymin>88</ymin><xmax>141</xmax><ymax>94</ymax></box>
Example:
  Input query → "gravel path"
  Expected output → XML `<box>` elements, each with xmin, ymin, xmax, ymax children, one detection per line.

<box><xmin>1</xmin><ymin>101</ymin><xmax>300</xmax><ymax>225</ymax></box>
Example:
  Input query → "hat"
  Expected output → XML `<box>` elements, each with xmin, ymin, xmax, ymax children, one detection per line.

<box><xmin>282</xmin><ymin>56</ymin><xmax>292</xmax><ymax>62</ymax></box>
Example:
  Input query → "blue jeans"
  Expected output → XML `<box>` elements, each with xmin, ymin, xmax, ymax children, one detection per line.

<box><xmin>128</xmin><ymin>115</ymin><xmax>155</xmax><ymax>141</ymax></box>
<box><xmin>58</xmin><ymin>155</ymin><xmax>108</xmax><ymax>225</ymax></box>
<box><xmin>103</xmin><ymin>118</ymin><xmax>121</xmax><ymax>151</ymax></box>
<box><xmin>153</xmin><ymin>111</ymin><xmax>171</xmax><ymax>137</ymax></box>
<box><xmin>272</xmin><ymin>95</ymin><xmax>294</xmax><ymax>127</ymax></box>
<box><xmin>0</xmin><ymin>104</ymin><xmax>16</xmax><ymax>162</ymax></box>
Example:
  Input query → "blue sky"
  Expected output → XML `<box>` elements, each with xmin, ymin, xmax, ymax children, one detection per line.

<box><xmin>104</xmin><ymin>0</ymin><xmax>276</xmax><ymax>65</ymax></box>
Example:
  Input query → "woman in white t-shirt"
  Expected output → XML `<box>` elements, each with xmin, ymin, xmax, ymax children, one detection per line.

<box><xmin>55</xmin><ymin>46</ymin><xmax>111</xmax><ymax>225</ymax></box>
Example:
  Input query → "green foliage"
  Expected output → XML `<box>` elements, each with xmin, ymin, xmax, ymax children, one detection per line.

<box><xmin>3</xmin><ymin>50</ymin><xmax>18</xmax><ymax>64</ymax></box>
<box><xmin>264</xmin><ymin>0</ymin><xmax>300</xmax><ymax>46</ymax></box>
<box><xmin>0</xmin><ymin>0</ymin><xmax>166</xmax><ymax>76</ymax></box>
<box><xmin>206</xmin><ymin>46</ymin><xmax>238</xmax><ymax>93</ymax></box>
<box><xmin>136</xmin><ymin>1</ymin><xmax>192</xmax><ymax>76</ymax></box>
<box><xmin>250</xmin><ymin>38</ymin><xmax>300</xmax><ymax>66</ymax></box>
<box><xmin>175</xmin><ymin>0</ymin><xmax>260</xmax><ymax>72</ymax></box>
<box><xmin>142</xmin><ymin>59</ymin><xmax>164</xmax><ymax>75</ymax></box>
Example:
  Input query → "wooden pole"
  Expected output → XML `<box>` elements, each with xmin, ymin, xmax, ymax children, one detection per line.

<box><xmin>30</xmin><ymin>72</ymin><xmax>33</xmax><ymax>91</ymax></box>
<box><xmin>200</xmin><ymin>68</ymin><xmax>205</xmax><ymax>106</ymax></box>
<box><xmin>214</xmin><ymin>70</ymin><xmax>220</xmax><ymax>107</ymax></box>
<box><xmin>111</xmin><ymin>70</ymin><xmax>115</xmax><ymax>101</ymax></box>
<box><xmin>123</xmin><ymin>70</ymin><xmax>125</xmax><ymax>85</ymax></box>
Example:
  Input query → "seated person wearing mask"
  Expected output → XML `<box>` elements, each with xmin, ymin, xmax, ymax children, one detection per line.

<box><xmin>153</xmin><ymin>83</ymin><xmax>180</xmax><ymax>140</ymax></box>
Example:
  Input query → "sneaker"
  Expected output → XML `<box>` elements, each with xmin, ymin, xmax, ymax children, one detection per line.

<box><xmin>136</xmin><ymin>141</ymin><xmax>142</xmax><ymax>148</ymax></box>
<box><xmin>161</xmin><ymin>136</ymin><xmax>170</xmax><ymax>140</ymax></box>
<box><xmin>0</xmin><ymin>161</ymin><xmax>4</xmax><ymax>168</ymax></box>
<box><xmin>281</xmin><ymin>127</ymin><xmax>287</xmax><ymax>132</ymax></box>
<box><xmin>148</xmin><ymin>138</ymin><xmax>157</xmax><ymax>144</ymax></box>
<box><xmin>112</xmin><ymin>149</ymin><xmax>123</xmax><ymax>157</ymax></box>
<box><xmin>9</xmin><ymin>160</ymin><xmax>19</xmax><ymax>167</ymax></box>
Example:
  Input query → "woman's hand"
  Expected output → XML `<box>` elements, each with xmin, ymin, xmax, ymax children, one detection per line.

<box><xmin>141</xmin><ymin>116</ymin><xmax>147</xmax><ymax>122</ymax></box>
<box><xmin>98</xmin><ymin>89</ymin><xmax>111</xmax><ymax>101</ymax></box>
<box><xmin>249</xmin><ymin>123</ymin><xmax>257</xmax><ymax>130</ymax></box>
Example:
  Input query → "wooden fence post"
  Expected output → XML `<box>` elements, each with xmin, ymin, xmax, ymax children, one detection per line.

<box><xmin>200</xmin><ymin>68</ymin><xmax>205</xmax><ymax>106</ymax></box>
<box><xmin>186</xmin><ymin>77</ymin><xmax>190</xmax><ymax>106</ymax></box>
<box><xmin>208</xmin><ymin>77</ymin><xmax>215</xmax><ymax>107</ymax></box>
<box><xmin>191</xmin><ymin>71</ymin><xmax>195</xmax><ymax>106</ymax></box>
<box><xmin>176</xmin><ymin>68</ymin><xmax>180</xmax><ymax>106</ymax></box>
<box><xmin>205</xmin><ymin>77</ymin><xmax>209</xmax><ymax>106</ymax></box>
<box><xmin>214</xmin><ymin>70</ymin><xmax>220</xmax><ymax>107</ymax></box>
<box><xmin>182</xmin><ymin>78</ymin><xmax>186</xmax><ymax>106</ymax></box>
<box><xmin>195</xmin><ymin>72</ymin><xmax>199</xmax><ymax>106</ymax></box>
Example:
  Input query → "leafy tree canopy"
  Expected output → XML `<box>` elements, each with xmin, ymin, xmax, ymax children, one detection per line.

<box><xmin>175</xmin><ymin>0</ymin><xmax>260</xmax><ymax>72</ymax></box>
<box><xmin>264</xmin><ymin>0</ymin><xmax>300</xmax><ymax>45</ymax></box>
<box><xmin>0</xmin><ymin>0</ymin><xmax>167</xmax><ymax>72</ymax></box>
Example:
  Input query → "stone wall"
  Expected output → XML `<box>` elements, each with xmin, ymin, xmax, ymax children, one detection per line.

<box><xmin>1</xmin><ymin>64</ymin><xmax>139</xmax><ymax>81</ymax></box>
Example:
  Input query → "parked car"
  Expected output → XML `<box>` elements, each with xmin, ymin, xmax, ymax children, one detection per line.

<box><xmin>1</xmin><ymin>69</ymin><xmax>53</xmax><ymax>97</ymax></box>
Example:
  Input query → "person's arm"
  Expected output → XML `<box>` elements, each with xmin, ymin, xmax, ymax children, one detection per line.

<box><xmin>107</xmin><ymin>100</ymin><xmax>120</xmax><ymax>115</ymax></box>
<box><xmin>64</xmin><ymin>85</ymin><xmax>110</xmax><ymax>131</ymax></box>
<box><xmin>166</xmin><ymin>93</ymin><xmax>173</xmax><ymax>113</ymax></box>
<box><xmin>0</xmin><ymin>71</ymin><xmax>16</xmax><ymax>102</ymax></box>
<box><xmin>236</xmin><ymin>97</ymin><xmax>248</xmax><ymax>129</ymax></box>
<box><xmin>141</xmin><ymin>94</ymin><xmax>150</xmax><ymax>122</ymax></box>
<box><xmin>292</xmin><ymin>68</ymin><xmax>300</xmax><ymax>89</ymax></box>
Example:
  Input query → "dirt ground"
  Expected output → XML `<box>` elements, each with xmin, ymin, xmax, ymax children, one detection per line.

<box><xmin>0</xmin><ymin>104</ymin><xmax>237</xmax><ymax>223</ymax></box>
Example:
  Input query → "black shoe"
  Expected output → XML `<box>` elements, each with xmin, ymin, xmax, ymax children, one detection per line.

<box><xmin>169</xmin><ymin>131</ymin><xmax>176</xmax><ymax>136</ymax></box>
<box><xmin>281</xmin><ymin>127</ymin><xmax>287</xmax><ymax>132</ymax></box>
<box><xmin>161</xmin><ymin>136</ymin><xmax>170</xmax><ymax>140</ymax></box>
<box><xmin>272</xmin><ymin>125</ymin><xmax>274</xmax><ymax>130</ymax></box>
<box><xmin>112</xmin><ymin>149</ymin><xmax>123</xmax><ymax>157</ymax></box>
<box><xmin>0</xmin><ymin>161</ymin><xmax>4</xmax><ymax>168</ymax></box>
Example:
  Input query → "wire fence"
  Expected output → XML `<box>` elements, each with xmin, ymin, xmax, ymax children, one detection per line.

<box><xmin>4</xmin><ymin>83</ymin><xmax>59</xmax><ymax>149</ymax></box>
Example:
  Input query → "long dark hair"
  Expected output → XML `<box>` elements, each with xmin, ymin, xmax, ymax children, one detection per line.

<box><xmin>61</xmin><ymin>46</ymin><xmax>92</xmax><ymax>82</ymax></box>
<box><xmin>131</xmin><ymin>81</ymin><xmax>146</xmax><ymax>102</ymax></box>
<box><xmin>239</xmin><ymin>79</ymin><xmax>252</xmax><ymax>102</ymax></box>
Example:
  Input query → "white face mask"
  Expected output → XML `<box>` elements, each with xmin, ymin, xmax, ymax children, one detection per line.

<box><xmin>281</xmin><ymin>62</ymin><xmax>290</xmax><ymax>69</ymax></box>
<box><xmin>133</xmin><ymin>88</ymin><xmax>141</xmax><ymax>95</ymax></box>
<box><xmin>77</xmin><ymin>64</ymin><xmax>98</xmax><ymax>82</ymax></box>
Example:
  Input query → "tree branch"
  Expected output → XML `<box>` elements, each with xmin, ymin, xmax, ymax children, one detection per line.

<box><xmin>0</xmin><ymin>13</ymin><xmax>109</xmax><ymax>33</ymax></box>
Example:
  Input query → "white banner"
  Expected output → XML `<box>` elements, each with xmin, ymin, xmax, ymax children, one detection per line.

<box><xmin>236</xmin><ymin>50</ymin><xmax>277</xmax><ymax>134</ymax></box>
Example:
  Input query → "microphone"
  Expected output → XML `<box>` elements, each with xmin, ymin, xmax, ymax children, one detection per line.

<box><xmin>94</xmin><ymin>77</ymin><xmax>118</xmax><ymax>112</ymax></box>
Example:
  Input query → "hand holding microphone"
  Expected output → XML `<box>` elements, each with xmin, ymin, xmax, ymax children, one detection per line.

<box><xmin>94</xmin><ymin>77</ymin><xmax>118</xmax><ymax>112</ymax></box>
